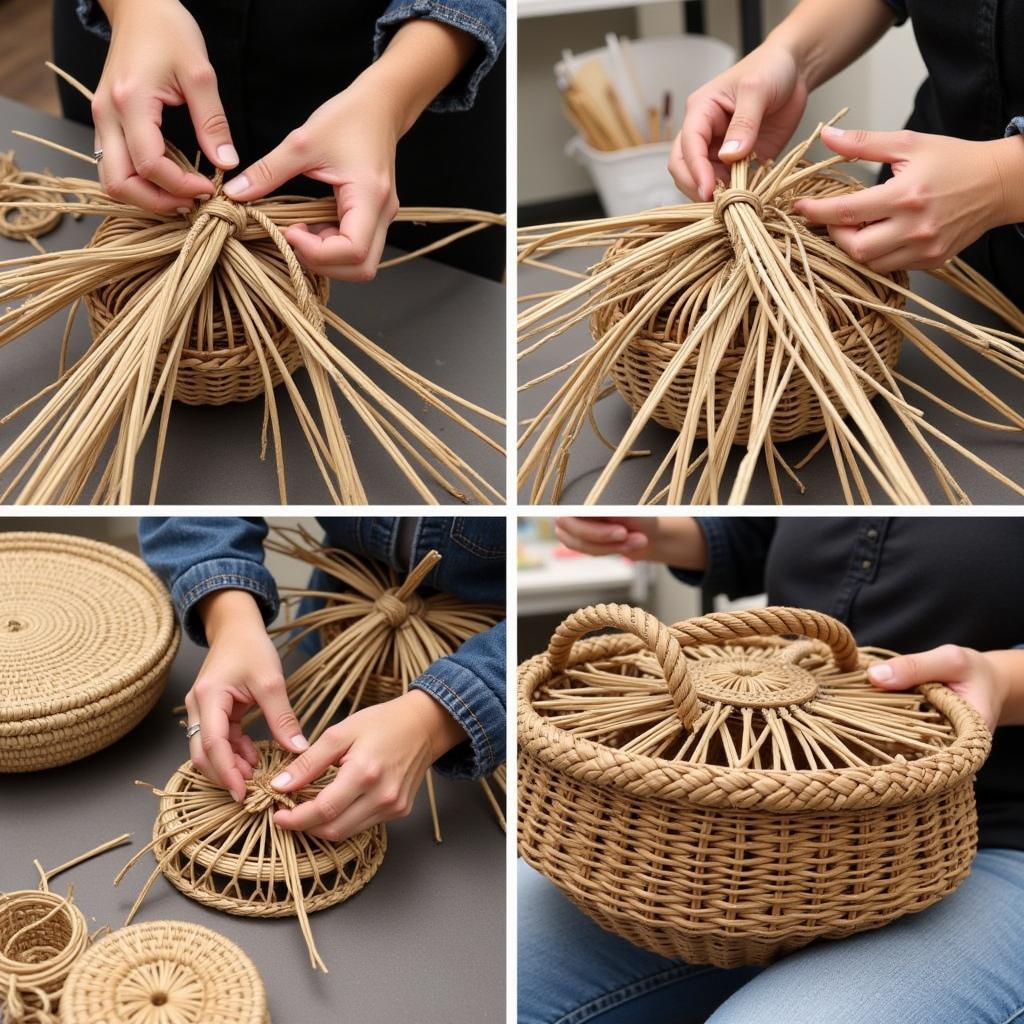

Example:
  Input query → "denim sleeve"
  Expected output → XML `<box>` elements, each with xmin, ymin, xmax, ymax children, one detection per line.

<box><xmin>669</xmin><ymin>518</ymin><xmax>776</xmax><ymax>600</ymax></box>
<box><xmin>411</xmin><ymin>618</ymin><xmax>506</xmax><ymax>779</ymax></box>
<box><xmin>76</xmin><ymin>0</ymin><xmax>111</xmax><ymax>39</ymax></box>
<box><xmin>138</xmin><ymin>517</ymin><xmax>278</xmax><ymax>647</ymax></box>
<box><xmin>881</xmin><ymin>0</ymin><xmax>907</xmax><ymax>25</ymax></box>
<box><xmin>374</xmin><ymin>0</ymin><xmax>506</xmax><ymax>112</ymax></box>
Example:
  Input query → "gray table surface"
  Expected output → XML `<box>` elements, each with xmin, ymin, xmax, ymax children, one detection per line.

<box><xmin>0</xmin><ymin>96</ymin><xmax>506</xmax><ymax>505</ymax></box>
<box><xmin>518</xmin><ymin>244</ymin><xmax>1024</xmax><ymax>505</ymax></box>
<box><xmin>0</xmin><ymin>637</ymin><xmax>506</xmax><ymax>1023</ymax></box>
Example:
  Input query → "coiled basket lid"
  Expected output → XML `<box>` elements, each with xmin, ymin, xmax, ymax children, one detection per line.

<box><xmin>518</xmin><ymin>604</ymin><xmax>992</xmax><ymax>967</ymax></box>
<box><xmin>60</xmin><ymin>920</ymin><xmax>269</xmax><ymax>1024</ymax></box>
<box><xmin>0</xmin><ymin>532</ymin><xmax>179</xmax><ymax>773</ymax></box>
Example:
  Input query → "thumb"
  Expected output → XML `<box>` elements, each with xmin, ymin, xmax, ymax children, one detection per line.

<box><xmin>181</xmin><ymin>63</ymin><xmax>238</xmax><ymax>170</ymax></box>
<box><xmin>867</xmin><ymin>645</ymin><xmax>971</xmax><ymax>691</ymax></box>
<box><xmin>222</xmin><ymin>135</ymin><xmax>309</xmax><ymax>201</ymax></box>
<box><xmin>819</xmin><ymin>125</ymin><xmax>908</xmax><ymax>163</ymax></box>
<box><xmin>271</xmin><ymin>723</ymin><xmax>353</xmax><ymax>793</ymax></box>
<box><xmin>718</xmin><ymin>80</ymin><xmax>769</xmax><ymax>162</ymax></box>
<box><xmin>256</xmin><ymin>678</ymin><xmax>308</xmax><ymax>754</ymax></box>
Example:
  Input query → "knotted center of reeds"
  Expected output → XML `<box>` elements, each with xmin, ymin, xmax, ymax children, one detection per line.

<box><xmin>243</xmin><ymin>773</ymin><xmax>297</xmax><ymax>814</ymax></box>
<box><xmin>712</xmin><ymin>186</ymin><xmax>764</xmax><ymax>223</ymax></box>
<box><xmin>373</xmin><ymin>589</ymin><xmax>424</xmax><ymax>628</ymax></box>
<box><xmin>687</xmin><ymin>656</ymin><xmax>820</xmax><ymax>709</ymax></box>
<box><xmin>194</xmin><ymin>195</ymin><xmax>248</xmax><ymax>235</ymax></box>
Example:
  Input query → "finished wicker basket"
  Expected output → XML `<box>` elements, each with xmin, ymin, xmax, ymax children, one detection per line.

<box><xmin>0</xmin><ymin>532</ymin><xmax>180</xmax><ymax>773</ymax></box>
<box><xmin>60</xmin><ymin>921</ymin><xmax>269</xmax><ymax>1024</ymax></box>
<box><xmin>84</xmin><ymin>214</ymin><xmax>329</xmax><ymax>406</ymax></box>
<box><xmin>518</xmin><ymin>604</ymin><xmax>992</xmax><ymax>967</ymax></box>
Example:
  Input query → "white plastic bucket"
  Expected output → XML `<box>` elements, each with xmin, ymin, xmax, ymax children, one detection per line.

<box><xmin>558</xmin><ymin>34</ymin><xmax>737</xmax><ymax>216</ymax></box>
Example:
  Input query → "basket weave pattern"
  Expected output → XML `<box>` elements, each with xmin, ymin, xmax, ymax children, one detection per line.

<box><xmin>518</xmin><ymin>604</ymin><xmax>991</xmax><ymax>967</ymax></box>
<box><xmin>0</xmin><ymin>532</ymin><xmax>179</xmax><ymax>773</ymax></box>
<box><xmin>61</xmin><ymin>920</ymin><xmax>269</xmax><ymax>1024</ymax></box>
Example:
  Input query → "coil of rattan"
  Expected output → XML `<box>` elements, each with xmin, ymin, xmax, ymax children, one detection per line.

<box><xmin>0</xmin><ymin>532</ymin><xmax>180</xmax><ymax>773</ymax></box>
<box><xmin>116</xmin><ymin>740</ymin><xmax>386</xmax><ymax>973</ymax></box>
<box><xmin>0</xmin><ymin>150</ymin><xmax>64</xmax><ymax>253</ymax></box>
<box><xmin>60</xmin><ymin>920</ymin><xmax>269</xmax><ymax>1024</ymax></box>
<box><xmin>518</xmin><ymin>604</ymin><xmax>992</xmax><ymax>967</ymax></box>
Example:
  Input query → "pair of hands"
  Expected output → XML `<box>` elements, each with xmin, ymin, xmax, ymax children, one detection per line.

<box><xmin>555</xmin><ymin>516</ymin><xmax>1010</xmax><ymax>732</ymax></box>
<box><xmin>93</xmin><ymin>0</ymin><xmax>471</xmax><ymax>281</ymax></box>
<box><xmin>668</xmin><ymin>38</ymin><xmax>1024</xmax><ymax>272</ymax></box>
<box><xmin>186</xmin><ymin>590</ymin><xmax>466</xmax><ymax>842</ymax></box>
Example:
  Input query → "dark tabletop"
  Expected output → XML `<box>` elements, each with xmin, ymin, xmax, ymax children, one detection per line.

<box><xmin>0</xmin><ymin>634</ymin><xmax>506</xmax><ymax>1024</ymax></box>
<box><xmin>517</xmin><ymin>244</ymin><xmax>1024</xmax><ymax>505</ymax></box>
<box><xmin>0</xmin><ymin>96</ymin><xmax>506</xmax><ymax>506</ymax></box>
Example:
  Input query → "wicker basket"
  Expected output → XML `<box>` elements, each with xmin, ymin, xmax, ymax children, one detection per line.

<box><xmin>599</xmin><ymin>234</ymin><xmax>908</xmax><ymax>441</ymax></box>
<box><xmin>61</xmin><ymin>921</ymin><xmax>270</xmax><ymax>1024</ymax></box>
<box><xmin>83</xmin><ymin>215</ymin><xmax>329</xmax><ymax>406</ymax></box>
<box><xmin>0</xmin><ymin>532</ymin><xmax>180</xmax><ymax>773</ymax></box>
<box><xmin>518</xmin><ymin>604</ymin><xmax>991</xmax><ymax>967</ymax></box>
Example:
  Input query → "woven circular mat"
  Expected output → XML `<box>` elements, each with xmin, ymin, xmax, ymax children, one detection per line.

<box><xmin>0</xmin><ymin>532</ymin><xmax>179</xmax><ymax>772</ymax></box>
<box><xmin>61</xmin><ymin>921</ymin><xmax>269</xmax><ymax>1024</ymax></box>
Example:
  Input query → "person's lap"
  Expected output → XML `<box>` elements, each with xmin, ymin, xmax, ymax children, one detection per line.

<box><xmin>518</xmin><ymin>850</ymin><xmax>1024</xmax><ymax>1024</ymax></box>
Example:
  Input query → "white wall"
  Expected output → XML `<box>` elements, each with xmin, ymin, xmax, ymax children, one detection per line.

<box><xmin>518</xmin><ymin>1</ymin><xmax>926</xmax><ymax>205</ymax></box>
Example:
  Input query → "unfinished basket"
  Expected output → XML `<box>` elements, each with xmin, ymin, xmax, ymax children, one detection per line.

<box><xmin>61</xmin><ymin>921</ymin><xmax>269</xmax><ymax>1024</ymax></box>
<box><xmin>518</xmin><ymin>604</ymin><xmax>991</xmax><ymax>967</ymax></box>
<box><xmin>83</xmin><ymin>214</ymin><xmax>329</xmax><ymax>406</ymax></box>
<box><xmin>116</xmin><ymin>740</ymin><xmax>386</xmax><ymax>972</ymax></box>
<box><xmin>0</xmin><ymin>532</ymin><xmax>179</xmax><ymax>772</ymax></box>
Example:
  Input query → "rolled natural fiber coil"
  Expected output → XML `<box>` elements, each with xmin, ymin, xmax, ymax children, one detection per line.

<box><xmin>0</xmin><ymin>888</ymin><xmax>89</xmax><ymax>1023</ymax></box>
<box><xmin>518</xmin><ymin>604</ymin><xmax>992</xmax><ymax>968</ymax></box>
<box><xmin>0</xmin><ymin>532</ymin><xmax>179</xmax><ymax>773</ymax></box>
<box><xmin>61</xmin><ymin>920</ymin><xmax>269</xmax><ymax>1024</ymax></box>
<box><xmin>602</xmin><ymin>232</ymin><xmax>908</xmax><ymax>441</ymax></box>
<box><xmin>83</xmin><ymin>214</ymin><xmax>329</xmax><ymax>406</ymax></box>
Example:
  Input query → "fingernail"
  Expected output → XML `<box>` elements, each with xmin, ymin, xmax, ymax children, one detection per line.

<box><xmin>291</xmin><ymin>734</ymin><xmax>309</xmax><ymax>751</ymax></box>
<box><xmin>176</xmin><ymin>206</ymin><xmax>191</xmax><ymax>216</ymax></box>
<box><xmin>697</xmin><ymin>186</ymin><xmax>707</xmax><ymax>202</ymax></box>
<box><xmin>232</xmin><ymin>785</ymin><xmax>246</xmax><ymax>802</ymax></box>
<box><xmin>222</xmin><ymin>175</ymin><xmax>249</xmax><ymax>198</ymax></box>
<box><xmin>217</xmin><ymin>144</ymin><xmax>239</xmax><ymax>167</ymax></box>
<box><xmin>197</xmin><ymin>193</ymin><xmax>212</xmax><ymax>201</ymax></box>
<box><xmin>868</xmin><ymin>664</ymin><xmax>894</xmax><ymax>683</ymax></box>
<box><xmin>271</xmin><ymin>771</ymin><xmax>292</xmax><ymax>790</ymax></box>
<box><xmin>624</xmin><ymin>534</ymin><xmax>647</xmax><ymax>551</ymax></box>
<box><xmin>822</xmin><ymin>126</ymin><xmax>845</xmax><ymax>138</ymax></box>
<box><xmin>719</xmin><ymin>140</ymin><xmax>741</xmax><ymax>155</ymax></box>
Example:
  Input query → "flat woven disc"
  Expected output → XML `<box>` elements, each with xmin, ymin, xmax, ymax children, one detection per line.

<box><xmin>60</xmin><ymin>921</ymin><xmax>269</xmax><ymax>1024</ymax></box>
<box><xmin>0</xmin><ymin>533</ymin><xmax>179</xmax><ymax>772</ymax></box>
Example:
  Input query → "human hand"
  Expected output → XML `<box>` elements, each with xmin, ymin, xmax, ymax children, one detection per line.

<box><xmin>670</xmin><ymin>40</ymin><xmax>808</xmax><ymax>201</ymax></box>
<box><xmin>186</xmin><ymin>590</ymin><xmax>307</xmax><ymax>802</ymax></box>
<box><xmin>554</xmin><ymin>517</ymin><xmax>663</xmax><ymax>557</ymax></box>
<box><xmin>269</xmin><ymin>690</ymin><xmax>467</xmax><ymax>841</ymax></box>
<box><xmin>92</xmin><ymin>0</ymin><xmax>237</xmax><ymax>214</ymax></box>
<box><xmin>792</xmin><ymin>127</ymin><xmax>1024</xmax><ymax>272</ymax></box>
<box><xmin>867</xmin><ymin>645</ymin><xmax>1006</xmax><ymax>731</ymax></box>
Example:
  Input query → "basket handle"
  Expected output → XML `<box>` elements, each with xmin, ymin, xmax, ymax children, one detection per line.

<box><xmin>547</xmin><ymin>604</ymin><xmax>700</xmax><ymax>729</ymax></box>
<box><xmin>669</xmin><ymin>606</ymin><xmax>859</xmax><ymax>672</ymax></box>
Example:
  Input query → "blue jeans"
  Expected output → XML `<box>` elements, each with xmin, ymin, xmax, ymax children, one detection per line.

<box><xmin>518</xmin><ymin>853</ymin><xmax>1024</xmax><ymax>1024</ymax></box>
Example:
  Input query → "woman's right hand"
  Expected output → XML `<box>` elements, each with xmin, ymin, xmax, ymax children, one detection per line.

<box><xmin>186</xmin><ymin>589</ymin><xmax>308</xmax><ymax>802</ymax></box>
<box><xmin>554</xmin><ymin>517</ymin><xmax>662</xmax><ymax>557</ymax></box>
<box><xmin>669</xmin><ymin>39</ymin><xmax>808</xmax><ymax>202</ymax></box>
<box><xmin>92</xmin><ymin>0</ymin><xmax>239</xmax><ymax>213</ymax></box>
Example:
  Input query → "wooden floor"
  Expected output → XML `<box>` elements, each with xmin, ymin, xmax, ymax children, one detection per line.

<box><xmin>0</xmin><ymin>0</ymin><xmax>59</xmax><ymax>115</ymax></box>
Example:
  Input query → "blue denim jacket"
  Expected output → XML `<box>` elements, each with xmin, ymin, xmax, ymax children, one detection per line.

<box><xmin>75</xmin><ymin>0</ymin><xmax>505</xmax><ymax>112</ymax></box>
<box><xmin>138</xmin><ymin>517</ymin><xmax>506</xmax><ymax>779</ymax></box>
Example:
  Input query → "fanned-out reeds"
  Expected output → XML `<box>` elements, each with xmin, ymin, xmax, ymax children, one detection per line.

<box><xmin>266</xmin><ymin>525</ymin><xmax>505</xmax><ymax>842</ymax></box>
<box><xmin>518</xmin><ymin>112</ymin><xmax>1024</xmax><ymax>504</ymax></box>
<box><xmin>0</xmin><ymin>66</ymin><xmax>505</xmax><ymax>505</ymax></box>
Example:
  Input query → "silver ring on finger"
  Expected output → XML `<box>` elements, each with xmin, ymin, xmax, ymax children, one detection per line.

<box><xmin>93</xmin><ymin>148</ymin><xmax>103</xmax><ymax>163</ymax></box>
<box><xmin>185</xmin><ymin>721</ymin><xmax>201</xmax><ymax>741</ymax></box>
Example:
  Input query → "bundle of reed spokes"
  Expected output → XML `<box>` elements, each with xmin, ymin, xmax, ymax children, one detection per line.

<box><xmin>267</xmin><ymin>525</ymin><xmax>505</xmax><ymax>841</ymax></box>
<box><xmin>518</xmin><ymin>604</ymin><xmax>992</xmax><ymax>967</ymax></box>
<box><xmin>0</xmin><ymin>68</ymin><xmax>504</xmax><ymax>505</ymax></box>
<box><xmin>518</xmin><ymin>111</ymin><xmax>1024</xmax><ymax>504</ymax></box>
<box><xmin>0</xmin><ymin>834</ymin><xmax>131</xmax><ymax>1024</ymax></box>
<box><xmin>61</xmin><ymin>921</ymin><xmax>269</xmax><ymax>1024</ymax></box>
<box><xmin>116</xmin><ymin>740</ymin><xmax>386</xmax><ymax>973</ymax></box>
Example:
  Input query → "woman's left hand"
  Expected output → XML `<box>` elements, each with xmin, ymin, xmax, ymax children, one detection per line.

<box><xmin>792</xmin><ymin>126</ymin><xmax>1024</xmax><ymax>272</ymax></box>
<box><xmin>268</xmin><ymin>690</ymin><xmax>467</xmax><ymax>841</ymax></box>
<box><xmin>867</xmin><ymin>645</ymin><xmax>1007</xmax><ymax>731</ymax></box>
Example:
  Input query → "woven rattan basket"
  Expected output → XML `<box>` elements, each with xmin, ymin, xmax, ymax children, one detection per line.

<box><xmin>518</xmin><ymin>604</ymin><xmax>992</xmax><ymax>967</ymax></box>
<box><xmin>83</xmin><ymin>214</ymin><xmax>329</xmax><ymax>406</ymax></box>
<box><xmin>0</xmin><ymin>532</ymin><xmax>180</xmax><ymax>773</ymax></box>
<box><xmin>61</xmin><ymin>921</ymin><xmax>269</xmax><ymax>1024</ymax></box>
<box><xmin>599</xmin><ymin>234</ymin><xmax>908</xmax><ymax>440</ymax></box>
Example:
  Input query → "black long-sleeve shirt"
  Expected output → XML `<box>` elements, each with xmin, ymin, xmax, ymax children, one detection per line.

<box><xmin>675</xmin><ymin>517</ymin><xmax>1024</xmax><ymax>851</ymax></box>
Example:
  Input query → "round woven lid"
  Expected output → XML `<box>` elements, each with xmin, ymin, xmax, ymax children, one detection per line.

<box><xmin>61</xmin><ymin>921</ymin><xmax>269</xmax><ymax>1024</ymax></box>
<box><xmin>0</xmin><ymin>533</ymin><xmax>177</xmax><ymax>723</ymax></box>
<box><xmin>521</xmin><ymin>605</ymin><xmax>991</xmax><ymax>811</ymax></box>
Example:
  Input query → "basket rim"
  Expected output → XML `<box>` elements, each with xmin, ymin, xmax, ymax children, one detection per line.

<box><xmin>0</xmin><ymin>532</ymin><xmax>178</xmax><ymax>723</ymax></box>
<box><xmin>517</xmin><ymin>632</ymin><xmax>992</xmax><ymax>813</ymax></box>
